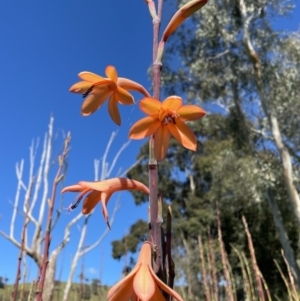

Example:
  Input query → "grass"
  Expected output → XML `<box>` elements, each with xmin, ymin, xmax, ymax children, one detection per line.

<box><xmin>0</xmin><ymin>282</ymin><xmax>109</xmax><ymax>301</ymax></box>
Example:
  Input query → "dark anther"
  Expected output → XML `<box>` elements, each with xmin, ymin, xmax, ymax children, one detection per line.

<box><xmin>70</xmin><ymin>195</ymin><xmax>83</xmax><ymax>210</ymax></box>
<box><xmin>82</xmin><ymin>86</ymin><xmax>94</xmax><ymax>98</ymax></box>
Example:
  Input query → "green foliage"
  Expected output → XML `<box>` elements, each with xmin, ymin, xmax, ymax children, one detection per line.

<box><xmin>112</xmin><ymin>0</ymin><xmax>300</xmax><ymax>298</ymax></box>
<box><xmin>111</xmin><ymin>219</ymin><xmax>148</xmax><ymax>260</ymax></box>
<box><xmin>91</xmin><ymin>279</ymin><xmax>100</xmax><ymax>296</ymax></box>
<box><xmin>0</xmin><ymin>277</ymin><xmax>4</xmax><ymax>289</ymax></box>
<box><xmin>0</xmin><ymin>283</ymin><xmax>109</xmax><ymax>301</ymax></box>
<box><xmin>83</xmin><ymin>284</ymin><xmax>91</xmax><ymax>300</ymax></box>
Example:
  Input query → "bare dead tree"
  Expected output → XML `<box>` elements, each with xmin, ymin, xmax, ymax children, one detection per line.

<box><xmin>1</xmin><ymin>117</ymin><xmax>142</xmax><ymax>301</ymax></box>
<box><xmin>0</xmin><ymin>117</ymin><xmax>82</xmax><ymax>301</ymax></box>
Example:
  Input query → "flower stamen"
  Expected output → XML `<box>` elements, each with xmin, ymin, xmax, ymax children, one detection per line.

<box><xmin>82</xmin><ymin>86</ymin><xmax>94</xmax><ymax>98</ymax></box>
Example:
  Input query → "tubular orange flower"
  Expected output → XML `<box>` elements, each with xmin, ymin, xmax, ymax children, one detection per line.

<box><xmin>161</xmin><ymin>0</ymin><xmax>207</xmax><ymax>42</ymax></box>
<box><xmin>107</xmin><ymin>241</ymin><xmax>184</xmax><ymax>301</ymax></box>
<box><xmin>61</xmin><ymin>178</ymin><xmax>149</xmax><ymax>227</ymax></box>
<box><xmin>70</xmin><ymin>66</ymin><xmax>150</xmax><ymax>125</ymax></box>
<box><xmin>129</xmin><ymin>96</ymin><xmax>206</xmax><ymax>161</ymax></box>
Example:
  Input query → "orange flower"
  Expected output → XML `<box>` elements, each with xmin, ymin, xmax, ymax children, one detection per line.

<box><xmin>107</xmin><ymin>241</ymin><xmax>184</xmax><ymax>301</ymax></box>
<box><xmin>61</xmin><ymin>178</ymin><xmax>149</xmax><ymax>227</ymax></box>
<box><xmin>70</xmin><ymin>66</ymin><xmax>150</xmax><ymax>125</ymax></box>
<box><xmin>162</xmin><ymin>0</ymin><xmax>207</xmax><ymax>42</ymax></box>
<box><xmin>129</xmin><ymin>96</ymin><xmax>206</xmax><ymax>161</ymax></box>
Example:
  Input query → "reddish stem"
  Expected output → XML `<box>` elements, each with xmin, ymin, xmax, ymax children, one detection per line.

<box><xmin>148</xmin><ymin>0</ymin><xmax>163</xmax><ymax>274</ymax></box>
<box><xmin>217</xmin><ymin>209</ymin><xmax>234</xmax><ymax>301</ymax></box>
<box><xmin>11</xmin><ymin>180</ymin><xmax>34</xmax><ymax>301</ymax></box>
<box><xmin>152</xmin><ymin>19</ymin><xmax>161</xmax><ymax>100</ymax></box>
<box><xmin>242</xmin><ymin>216</ymin><xmax>265</xmax><ymax>301</ymax></box>
<box><xmin>36</xmin><ymin>133</ymin><xmax>70</xmax><ymax>301</ymax></box>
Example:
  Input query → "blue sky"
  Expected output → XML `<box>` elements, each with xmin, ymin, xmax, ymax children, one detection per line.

<box><xmin>0</xmin><ymin>0</ymin><xmax>299</xmax><ymax>287</ymax></box>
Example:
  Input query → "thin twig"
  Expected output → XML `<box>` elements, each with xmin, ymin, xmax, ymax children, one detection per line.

<box><xmin>36</xmin><ymin>132</ymin><xmax>70</xmax><ymax>301</ymax></box>
<box><xmin>242</xmin><ymin>216</ymin><xmax>265</xmax><ymax>301</ymax></box>
<box><xmin>11</xmin><ymin>178</ymin><xmax>34</xmax><ymax>301</ymax></box>
<box><xmin>198</xmin><ymin>235</ymin><xmax>210</xmax><ymax>301</ymax></box>
<box><xmin>217</xmin><ymin>208</ymin><xmax>234</xmax><ymax>301</ymax></box>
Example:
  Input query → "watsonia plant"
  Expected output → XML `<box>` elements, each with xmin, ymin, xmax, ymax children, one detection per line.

<box><xmin>61</xmin><ymin>0</ymin><xmax>208</xmax><ymax>300</ymax></box>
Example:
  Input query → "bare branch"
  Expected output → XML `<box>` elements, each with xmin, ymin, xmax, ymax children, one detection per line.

<box><xmin>0</xmin><ymin>230</ymin><xmax>33</xmax><ymax>256</ymax></box>
<box><xmin>31</xmin><ymin>117</ymin><xmax>54</xmax><ymax>256</ymax></box>
<box><xmin>10</xmin><ymin>159</ymin><xmax>25</xmax><ymax>238</ymax></box>
<box><xmin>94</xmin><ymin>159</ymin><xmax>100</xmax><ymax>181</ymax></box>
<box><xmin>107</xmin><ymin>140</ymin><xmax>131</xmax><ymax>178</ymax></box>
<box><xmin>62</xmin><ymin>199</ymin><xmax>119</xmax><ymax>301</ymax></box>
<box><xmin>38</xmin><ymin>117</ymin><xmax>53</xmax><ymax>227</ymax></box>
<box><xmin>36</xmin><ymin>131</ymin><xmax>71</xmax><ymax>301</ymax></box>
<box><xmin>101</xmin><ymin>131</ymin><xmax>117</xmax><ymax>180</ymax></box>
<box><xmin>207</xmin><ymin>49</ymin><xmax>229</xmax><ymax>60</ymax></box>
<box><xmin>80</xmin><ymin>198</ymin><xmax>120</xmax><ymax>256</ymax></box>
<box><xmin>28</xmin><ymin>134</ymin><xmax>47</xmax><ymax>227</ymax></box>
<box><xmin>12</xmin><ymin>177</ymin><xmax>34</xmax><ymax>301</ymax></box>
<box><xmin>52</xmin><ymin>212</ymin><xmax>83</xmax><ymax>256</ymax></box>
<box><xmin>119</xmin><ymin>156</ymin><xmax>144</xmax><ymax>177</ymax></box>
<box><xmin>61</xmin><ymin>214</ymin><xmax>87</xmax><ymax>301</ymax></box>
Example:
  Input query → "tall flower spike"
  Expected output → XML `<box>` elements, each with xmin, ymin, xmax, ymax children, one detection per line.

<box><xmin>61</xmin><ymin>178</ymin><xmax>149</xmax><ymax>228</ymax></box>
<box><xmin>107</xmin><ymin>241</ymin><xmax>184</xmax><ymax>301</ymax></box>
<box><xmin>129</xmin><ymin>96</ymin><xmax>206</xmax><ymax>161</ymax></box>
<box><xmin>161</xmin><ymin>0</ymin><xmax>207</xmax><ymax>42</ymax></box>
<box><xmin>69</xmin><ymin>66</ymin><xmax>150</xmax><ymax>125</ymax></box>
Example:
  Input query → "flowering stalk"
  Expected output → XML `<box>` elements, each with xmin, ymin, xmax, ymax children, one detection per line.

<box><xmin>148</xmin><ymin>0</ymin><xmax>163</xmax><ymax>274</ymax></box>
<box><xmin>36</xmin><ymin>133</ymin><xmax>70</xmax><ymax>301</ymax></box>
<box><xmin>67</xmin><ymin>0</ymin><xmax>208</xmax><ymax>299</ymax></box>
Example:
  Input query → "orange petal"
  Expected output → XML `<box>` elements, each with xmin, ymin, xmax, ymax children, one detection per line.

<box><xmin>100</xmin><ymin>192</ymin><xmax>112</xmax><ymax>222</ymax></box>
<box><xmin>129</xmin><ymin>117</ymin><xmax>161</xmax><ymax>139</ymax></box>
<box><xmin>69</xmin><ymin>81</ymin><xmax>93</xmax><ymax>94</ymax></box>
<box><xmin>82</xmin><ymin>178</ymin><xmax>149</xmax><ymax>194</ymax></box>
<box><xmin>78</xmin><ymin>71</ymin><xmax>105</xmax><ymax>83</ymax></box>
<box><xmin>105</xmin><ymin>65</ymin><xmax>118</xmax><ymax>83</ymax></box>
<box><xmin>109</xmin><ymin>281</ymin><xmax>134</xmax><ymax>301</ymax></box>
<box><xmin>139</xmin><ymin>98</ymin><xmax>161</xmax><ymax>115</ymax></box>
<box><xmin>81</xmin><ymin>88</ymin><xmax>112</xmax><ymax>116</ymax></box>
<box><xmin>81</xmin><ymin>178</ymin><xmax>149</xmax><ymax>196</ymax></box>
<box><xmin>107</xmin><ymin>265</ymin><xmax>141</xmax><ymax>300</ymax></box>
<box><xmin>161</xmin><ymin>96</ymin><xmax>182</xmax><ymax>111</ymax></box>
<box><xmin>108</xmin><ymin>94</ymin><xmax>121</xmax><ymax>126</ymax></box>
<box><xmin>161</xmin><ymin>0</ymin><xmax>207</xmax><ymax>42</ymax></box>
<box><xmin>104</xmin><ymin>178</ymin><xmax>150</xmax><ymax>194</ymax></box>
<box><xmin>82</xmin><ymin>190</ymin><xmax>102</xmax><ymax>214</ymax></box>
<box><xmin>151</xmin><ymin>283</ymin><xmax>169</xmax><ymax>301</ymax></box>
<box><xmin>92</xmin><ymin>79</ymin><xmax>115</xmax><ymax>88</ymax></box>
<box><xmin>136</xmin><ymin>242</ymin><xmax>153</xmax><ymax>265</ymax></box>
<box><xmin>154</xmin><ymin>125</ymin><xmax>170</xmax><ymax>161</ymax></box>
<box><xmin>168</xmin><ymin>118</ymin><xmax>197</xmax><ymax>151</ymax></box>
<box><xmin>149</xmin><ymin>266</ymin><xmax>184</xmax><ymax>301</ymax></box>
<box><xmin>117</xmin><ymin>77</ymin><xmax>151</xmax><ymax>97</ymax></box>
<box><xmin>61</xmin><ymin>184</ymin><xmax>84</xmax><ymax>193</ymax></box>
<box><xmin>115</xmin><ymin>87</ymin><xmax>134</xmax><ymax>105</ymax></box>
<box><xmin>78</xmin><ymin>181</ymin><xmax>111</xmax><ymax>191</ymax></box>
<box><xmin>177</xmin><ymin>105</ymin><xmax>206</xmax><ymax>121</ymax></box>
<box><xmin>133</xmin><ymin>265</ymin><xmax>155</xmax><ymax>299</ymax></box>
